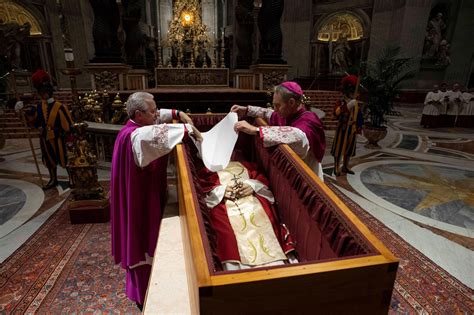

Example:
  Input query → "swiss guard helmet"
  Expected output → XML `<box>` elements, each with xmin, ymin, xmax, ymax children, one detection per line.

<box><xmin>31</xmin><ymin>69</ymin><xmax>54</xmax><ymax>97</ymax></box>
<box><xmin>341</xmin><ymin>74</ymin><xmax>358</xmax><ymax>96</ymax></box>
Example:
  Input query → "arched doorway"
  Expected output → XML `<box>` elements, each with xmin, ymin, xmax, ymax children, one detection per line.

<box><xmin>311</xmin><ymin>11</ymin><xmax>369</xmax><ymax>83</ymax></box>
<box><xmin>0</xmin><ymin>1</ymin><xmax>57</xmax><ymax>83</ymax></box>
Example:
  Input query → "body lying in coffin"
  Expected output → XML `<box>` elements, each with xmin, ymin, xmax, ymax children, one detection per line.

<box><xmin>199</xmin><ymin>160</ymin><xmax>298</xmax><ymax>270</ymax></box>
<box><xmin>172</xmin><ymin>114</ymin><xmax>397</xmax><ymax>314</ymax></box>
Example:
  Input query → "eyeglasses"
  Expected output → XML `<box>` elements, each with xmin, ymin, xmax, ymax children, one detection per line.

<box><xmin>136</xmin><ymin>108</ymin><xmax>158</xmax><ymax>115</ymax></box>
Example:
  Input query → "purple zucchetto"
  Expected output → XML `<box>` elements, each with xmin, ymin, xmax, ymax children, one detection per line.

<box><xmin>280</xmin><ymin>81</ymin><xmax>304</xmax><ymax>96</ymax></box>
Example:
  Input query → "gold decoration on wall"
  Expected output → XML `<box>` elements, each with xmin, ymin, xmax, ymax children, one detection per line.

<box><xmin>0</xmin><ymin>1</ymin><xmax>42</xmax><ymax>35</ymax></box>
<box><xmin>317</xmin><ymin>13</ymin><xmax>363</xmax><ymax>42</ymax></box>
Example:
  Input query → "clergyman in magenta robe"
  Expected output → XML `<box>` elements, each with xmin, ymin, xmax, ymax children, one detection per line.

<box><xmin>231</xmin><ymin>81</ymin><xmax>326</xmax><ymax>180</ymax></box>
<box><xmin>110</xmin><ymin>92</ymin><xmax>200</xmax><ymax>308</ymax></box>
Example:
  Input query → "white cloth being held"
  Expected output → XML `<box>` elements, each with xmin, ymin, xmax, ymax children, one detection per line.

<box><xmin>347</xmin><ymin>99</ymin><xmax>357</xmax><ymax>110</ymax></box>
<box><xmin>199</xmin><ymin>112</ymin><xmax>239</xmax><ymax>172</ymax></box>
<box><xmin>14</xmin><ymin>101</ymin><xmax>24</xmax><ymax>112</ymax></box>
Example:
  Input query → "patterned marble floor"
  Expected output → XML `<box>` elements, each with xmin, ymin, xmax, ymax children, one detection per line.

<box><xmin>354</xmin><ymin>161</ymin><xmax>474</xmax><ymax>235</ymax></box>
<box><xmin>0</xmin><ymin>138</ymin><xmax>110</xmax><ymax>263</ymax></box>
<box><xmin>323</xmin><ymin>109</ymin><xmax>474</xmax><ymax>289</ymax></box>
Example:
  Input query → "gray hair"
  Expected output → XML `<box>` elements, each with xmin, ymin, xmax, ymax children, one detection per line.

<box><xmin>126</xmin><ymin>92</ymin><xmax>154</xmax><ymax>118</ymax></box>
<box><xmin>274</xmin><ymin>85</ymin><xmax>303</xmax><ymax>103</ymax></box>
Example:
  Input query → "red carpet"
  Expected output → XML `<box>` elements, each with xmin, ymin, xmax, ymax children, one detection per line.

<box><xmin>0</xmin><ymin>200</ymin><xmax>138</xmax><ymax>314</ymax></box>
<box><xmin>1</xmin><ymin>183</ymin><xmax>472</xmax><ymax>313</ymax></box>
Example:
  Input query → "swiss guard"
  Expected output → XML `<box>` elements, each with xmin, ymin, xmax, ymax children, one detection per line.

<box><xmin>330</xmin><ymin>74</ymin><xmax>363</xmax><ymax>176</ymax></box>
<box><xmin>15</xmin><ymin>70</ymin><xmax>74</xmax><ymax>189</ymax></box>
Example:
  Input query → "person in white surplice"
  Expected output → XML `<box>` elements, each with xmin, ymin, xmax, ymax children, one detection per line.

<box><xmin>420</xmin><ymin>84</ymin><xmax>441</xmax><ymax>128</ymax></box>
<box><xmin>445</xmin><ymin>83</ymin><xmax>464</xmax><ymax>127</ymax></box>
<box><xmin>457</xmin><ymin>89</ymin><xmax>474</xmax><ymax>128</ymax></box>
<box><xmin>110</xmin><ymin>92</ymin><xmax>202</xmax><ymax>309</ymax></box>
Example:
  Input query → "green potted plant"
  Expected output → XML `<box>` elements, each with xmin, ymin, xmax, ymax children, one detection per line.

<box><xmin>361</xmin><ymin>47</ymin><xmax>415</xmax><ymax>148</ymax></box>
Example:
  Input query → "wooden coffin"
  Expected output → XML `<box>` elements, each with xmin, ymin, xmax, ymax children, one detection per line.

<box><xmin>175</xmin><ymin>114</ymin><xmax>398</xmax><ymax>314</ymax></box>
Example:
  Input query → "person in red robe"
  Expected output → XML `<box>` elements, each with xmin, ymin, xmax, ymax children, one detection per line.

<box><xmin>110</xmin><ymin>92</ymin><xmax>201</xmax><ymax>309</ymax></box>
<box><xmin>231</xmin><ymin>81</ymin><xmax>326</xmax><ymax>181</ymax></box>
<box><xmin>199</xmin><ymin>160</ymin><xmax>296</xmax><ymax>270</ymax></box>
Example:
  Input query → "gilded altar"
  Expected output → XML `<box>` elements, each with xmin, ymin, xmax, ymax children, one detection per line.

<box><xmin>154</xmin><ymin>0</ymin><xmax>229</xmax><ymax>87</ymax></box>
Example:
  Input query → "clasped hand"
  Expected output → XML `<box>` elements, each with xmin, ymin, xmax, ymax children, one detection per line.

<box><xmin>225</xmin><ymin>182</ymin><xmax>253</xmax><ymax>200</ymax></box>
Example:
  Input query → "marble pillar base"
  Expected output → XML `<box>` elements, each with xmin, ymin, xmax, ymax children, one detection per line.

<box><xmin>250</xmin><ymin>64</ymin><xmax>291</xmax><ymax>90</ymax></box>
<box><xmin>126</xmin><ymin>69</ymin><xmax>149</xmax><ymax>90</ymax></box>
<box><xmin>67</xmin><ymin>198</ymin><xmax>110</xmax><ymax>224</ymax></box>
<box><xmin>232</xmin><ymin>69</ymin><xmax>255</xmax><ymax>89</ymax></box>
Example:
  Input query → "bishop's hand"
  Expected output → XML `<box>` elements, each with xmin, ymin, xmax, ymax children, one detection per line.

<box><xmin>179</xmin><ymin>111</ymin><xmax>194</xmax><ymax>126</ymax></box>
<box><xmin>190</xmin><ymin>125</ymin><xmax>203</xmax><ymax>142</ymax></box>
<box><xmin>234</xmin><ymin>120</ymin><xmax>259</xmax><ymax>135</ymax></box>
<box><xmin>230</xmin><ymin>104</ymin><xmax>248</xmax><ymax>118</ymax></box>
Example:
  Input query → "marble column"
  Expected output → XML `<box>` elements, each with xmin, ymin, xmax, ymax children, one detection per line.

<box><xmin>368</xmin><ymin>0</ymin><xmax>432</xmax><ymax>87</ymax></box>
<box><xmin>445</xmin><ymin>0</ymin><xmax>474</xmax><ymax>85</ymax></box>
<box><xmin>121</xmin><ymin>0</ymin><xmax>147</xmax><ymax>68</ymax></box>
<box><xmin>89</xmin><ymin>0</ymin><xmax>123</xmax><ymax>63</ymax></box>
<box><xmin>158</xmin><ymin>0</ymin><xmax>173</xmax><ymax>65</ymax></box>
<box><xmin>257</xmin><ymin>0</ymin><xmax>285</xmax><ymax>64</ymax></box>
<box><xmin>202</xmin><ymin>0</ymin><xmax>217</xmax><ymax>37</ymax></box>
<box><xmin>235</xmin><ymin>0</ymin><xmax>254</xmax><ymax>68</ymax></box>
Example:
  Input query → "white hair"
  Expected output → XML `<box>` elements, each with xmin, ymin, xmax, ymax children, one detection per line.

<box><xmin>126</xmin><ymin>92</ymin><xmax>154</xmax><ymax>118</ymax></box>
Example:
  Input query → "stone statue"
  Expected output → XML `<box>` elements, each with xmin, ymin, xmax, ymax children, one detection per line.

<box><xmin>332</xmin><ymin>35</ymin><xmax>351</xmax><ymax>74</ymax></box>
<box><xmin>436</xmin><ymin>39</ymin><xmax>451</xmax><ymax>66</ymax></box>
<box><xmin>423</xmin><ymin>12</ymin><xmax>446</xmax><ymax>58</ymax></box>
<box><xmin>0</xmin><ymin>20</ymin><xmax>31</xmax><ymax>69</ymax></box>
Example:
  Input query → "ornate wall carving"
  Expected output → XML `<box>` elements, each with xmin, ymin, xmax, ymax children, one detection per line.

<box><xmin>262</xmin><ymin>70</ymin><xmax>285</xmax><ymax>90</ymax></box>
<box><xmin>155</xmin><ymin>68</ymin><xmax>229</xmax><ymax>86</ymax></box>
<box><xmin>93</xmin><ymin>71</ymin><xmax>120</xmax><ymax>91</ymax></box>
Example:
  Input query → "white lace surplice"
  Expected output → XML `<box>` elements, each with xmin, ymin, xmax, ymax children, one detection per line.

<box><xmin>246</xmin><ymin>106</ymin><xmax>324</xmax><ymax>181</ymax></box>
